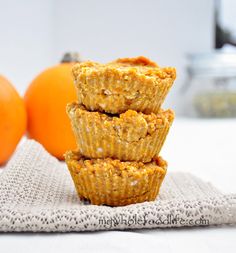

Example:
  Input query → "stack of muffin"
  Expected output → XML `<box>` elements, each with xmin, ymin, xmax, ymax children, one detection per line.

<box><xmin>65</xmin><ymin>56</ymin><xmax>176</xmax><ymax>206</ymax></box>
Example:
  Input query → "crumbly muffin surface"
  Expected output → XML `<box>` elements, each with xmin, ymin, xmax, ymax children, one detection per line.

<box><xmin>72</xmin><ymin>56</ymin><xmax>176</xmax><ymax>114</ymax></box>
<box><xmin>67</xmin><ymin>103</ymin><xmax>174</xmax><ymax>162</ymax></box>
<box><xmin>72</xmin><ymin>56</ymin><xmax>175</xmax><ymax>81</ymax></box>
<box><xmin>65</xmin><ymin>150</ymin><xmax>167</xmax><ymax>206</ymax></box>
<box><xmin>66</xmin><ymin>150</ymin><xmax>167</xmax><ymax>175</ymax></box>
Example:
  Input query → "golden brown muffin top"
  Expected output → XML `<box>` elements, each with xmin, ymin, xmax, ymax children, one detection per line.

<box><xmin>111</xmin><ymin>56</ymin><xmax>158</xmax><ymax>67</ymax></box>
<box><xmin>72</xmin><ymin>56</ymin><xmax>176</xmax><ymax>81</ymax></box>
<box><xmin>65</xmin><ymin>150</ymin><xmax>167</xmax><ymax>177</ymax></box>
<box><xmin>67</xmin><ymin>102</ymin><xmax>174</xmax><ymax>141</ymax></box>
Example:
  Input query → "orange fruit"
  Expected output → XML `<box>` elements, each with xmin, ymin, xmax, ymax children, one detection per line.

<box><xmin>24</xmin><ymin>53</ymin><xmax>80</xmax><ymax>159</ymax></box>
<box><xmin>0</xmin><ymin>76</ymin><xmax>27</xmax><ymax>165</ymax></box>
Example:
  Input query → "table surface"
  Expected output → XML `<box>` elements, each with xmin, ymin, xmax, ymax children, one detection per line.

<box><xmin>1</xmin><ymin>118</ymin><xmax>236</xmax><ymax>253</ymax></box>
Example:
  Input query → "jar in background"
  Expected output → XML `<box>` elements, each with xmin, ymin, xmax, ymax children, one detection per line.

<box><xmin>181</xmin><ymin>52</ymin><xmax>236</xmax><ymax>118</ymax></box>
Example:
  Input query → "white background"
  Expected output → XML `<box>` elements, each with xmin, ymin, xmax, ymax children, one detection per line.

<box><xmin>0</xmin><ymin>0</ymin><xmax>215</xmax><ymax>112</ymax></box>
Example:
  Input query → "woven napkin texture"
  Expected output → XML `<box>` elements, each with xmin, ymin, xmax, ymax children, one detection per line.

<box><xmin>0</xmin><ymin>140</ymin><xmax>235</xmax><ymax>232</ymax></box>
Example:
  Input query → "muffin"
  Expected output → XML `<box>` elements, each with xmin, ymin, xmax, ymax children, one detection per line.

<box><xmin>67</xmin><ymin>102</ymin><xmax>174</xmax><ymax>162</ymax></box>
<box><xmin>65</xmin><ymin>150</ymin><xmax>167</xmax><ymax>206</ymax></box>
<box><xmin>72</xmin><ymin>56</ymin><xmax>176</xmax><ymax>114</ymax></box>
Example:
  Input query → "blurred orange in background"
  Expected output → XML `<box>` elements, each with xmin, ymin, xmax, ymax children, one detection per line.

<box><xmin>0</xmin><ymin>76</ymin><xmax>27</xmax><ymax>165</ymax></box>
<box><xmin>24</xmin><ymin>53</ymin><xmax>80</xmax><ymax>160</ymax></box>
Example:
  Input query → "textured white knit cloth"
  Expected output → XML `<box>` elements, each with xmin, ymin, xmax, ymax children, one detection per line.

<box><xmin>0</xmin><ymin>140</ymin><xmax>235</xmax><ymax>232</ymax></box>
